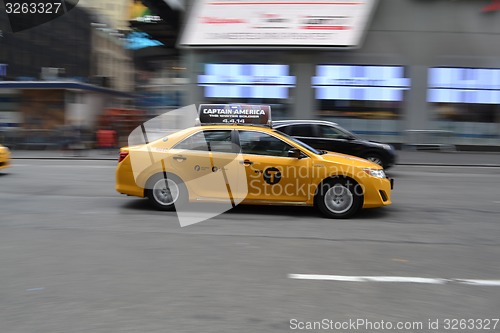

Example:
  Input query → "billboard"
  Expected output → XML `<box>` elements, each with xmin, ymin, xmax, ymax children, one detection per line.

<box><xmin>179</xmin><ymin>0</ymin><xmax>378</xmax><ymax>48</ymax></box>
<box><xmin>129</xmin><ymin>0</ymin><xmax>162</xmax><ymax>23</ymax></box>
<box><xmin>313</xmin><ymin>65</ymin><xmax>410</xmax><ymax>101</ymax></box>
<box><xmin>198</xmin><ymin>64</ymin><xmax>295</xmax><ymax>99</ymax></box>
<box><xmin>428</xmin><ymin>67</ymin><xmax>500</xmax><ymax>104</ymax></box>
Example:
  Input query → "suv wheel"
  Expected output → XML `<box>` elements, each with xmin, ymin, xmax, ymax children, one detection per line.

<box><xmin>364</xmin><ymin>153</ymin><xmax>384</xmax><ymax>168</ymax></box>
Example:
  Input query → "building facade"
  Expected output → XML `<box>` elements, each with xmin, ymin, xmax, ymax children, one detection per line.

<box><xmin>0</xmin><ymin>4</ymin><xmax>92</xmax><ymax>80</ymax></box>
<box><xmin>178</xmin><ymin>0</ymin><xmax>500</xmax><ymax>148</ymax></box>
<box><xmin>91</xmin><ymin>27</ymin><xmax>135</xmax><ymax>92</ymax></box>
<box><xmin>79</xmin><ymin>0</ymin><xmax>132</xmax><ymax>32</ymax></box>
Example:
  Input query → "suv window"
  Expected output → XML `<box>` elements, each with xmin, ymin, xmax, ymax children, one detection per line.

<box><xmin>318</xmin><ymin>125</ymin><xmax>347</xmax><ymax>139</ymax></box>
<box><xmin>174</xmin><ymin>130</ymin><xmax>234</xmax><ymax>153</ymax></box>
<box><xmin>238</xmin><ymin>131</ymin><xmax>293</xmax><ymax>157</ymax></box>
<box><xmin>284</xmin><ymin>124</ymin><xmax>315</xmax><ymax>137</ymax></box>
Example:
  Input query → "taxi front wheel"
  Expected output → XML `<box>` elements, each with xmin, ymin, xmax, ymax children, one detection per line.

<box><xmin>315</xmin><ymin>178</ymin><xmax>362</xmax><ymax>218</ymax></box>
<box><xmin>146</xmin><ymin>173</ymin><xmax>187</xmax><ymax>211</ymax></box>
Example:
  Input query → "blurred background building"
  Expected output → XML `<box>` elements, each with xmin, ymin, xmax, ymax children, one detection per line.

<box><xmin>0</xmin><ymin>0</ymin><xmax>136</xmax><ymax>148</ymax></box>
<box><xmin>1</xmin><ymin>0</ymin><xmax>500</xmax><ymax>150</ymax></box>
<box><xmin>175</xmin><ymin>0</ymin><xmax>500</xmax><ymax>149</ymax></box>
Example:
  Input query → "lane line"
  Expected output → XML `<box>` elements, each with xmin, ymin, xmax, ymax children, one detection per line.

<box><xmin>397</xmin><ymin>164</ymin><xmax>500</xmax><ymax>168</ymax></box>
<box><xmin>288</xmin><ymin>274</ymin><xmax>500</xmax><ymax>286</ymax></box>
<box><xmin>455</xmin><ymin>279</ymin><xmax>500</xmax><ymax>286</ymax></box>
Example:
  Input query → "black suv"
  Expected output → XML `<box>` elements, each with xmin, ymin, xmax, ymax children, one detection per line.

<box><xmin>273</xmin><ymin>120</ymin><xmax>397</xmax><ymax>169</ymax></box>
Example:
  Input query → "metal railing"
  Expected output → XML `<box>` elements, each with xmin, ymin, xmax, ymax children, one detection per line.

<box><xmin>402</xmin><ymin>129</ymin><xmax>457</xmax><ymax>151</ymax></box>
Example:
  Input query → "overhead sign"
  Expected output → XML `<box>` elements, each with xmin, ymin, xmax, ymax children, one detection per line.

<box><xmin>179</xmin><ymin>0</ymin><xmax>378</xmax><ymax>48</ymax></box>
<box><xmin>198</xmin><ymin>104</ymin><xmax>271</xmax><ymax>125</ymax></box>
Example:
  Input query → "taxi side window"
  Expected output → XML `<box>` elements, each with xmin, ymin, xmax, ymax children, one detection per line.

<box><xmin>238</xmin><ymin>131</ymin><xmax>293</xmax><ymax>157</ymax></box>
<box><xmin>174</xmin><ymin>130</ymin><xmax>233</xmax><ymax>153</ymax></box>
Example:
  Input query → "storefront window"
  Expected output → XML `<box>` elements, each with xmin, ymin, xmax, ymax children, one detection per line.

<box><xmin>198</xmin><ymin>64</ymin><xmax>295</xmax><ymax>119</ymax></box>
<box><xmin>313</xmin><ymin>65</ymin><xmax>410</xmax><ymax>142</ymax></box>
<box><xmin>428</xmin><ymin>67</ymin><xmax>500</xmax><ymax>144</ymax></box>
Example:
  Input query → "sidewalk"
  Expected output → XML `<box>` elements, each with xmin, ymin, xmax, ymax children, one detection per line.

<box><xmin>11</xmin><ymin>149</ymin><xmax>119</xmax><ymax>160</ymax></box>
<box><xmin>396</xmin><ymin>150</ymin><xmax>500</xmax><ymax>167</ymax></box>
<box><xmin>10</xmin><ymin>149</ymin><xmax>500</xmax><ymax>167</ymax></box>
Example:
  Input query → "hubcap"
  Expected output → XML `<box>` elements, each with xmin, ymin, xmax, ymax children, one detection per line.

<box><xmin>324</xmin><ymin>184</ymin><xmax>353</xmax><ymax>214</ymax></box>
<box><xmin>152</xmin><ymin>178</ymin><xmax>179</xmax><ymax>206</ymax></box>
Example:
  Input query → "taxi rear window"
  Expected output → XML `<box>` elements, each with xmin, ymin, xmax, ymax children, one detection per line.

<box><xmin>174</xmin><ymin>130</ymin><xmax>234</xmax><ymax>153</ymax></box>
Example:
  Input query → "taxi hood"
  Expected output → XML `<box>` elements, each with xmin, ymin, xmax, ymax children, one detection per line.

<box><xmin>319</xmin><ymin>151</ymin><xmax>382</xmax><ymax>169</ymax></box>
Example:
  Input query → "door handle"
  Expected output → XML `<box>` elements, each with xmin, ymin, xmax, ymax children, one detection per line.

<box><xmin>173</xmin><ymin>155</ymin><xmax>186</xmax><ymax>161</ymax></box>
<box><xmin>240</xmin><ymin>159</ymin><xmax>253</xmax><ymax>165</ymax></box>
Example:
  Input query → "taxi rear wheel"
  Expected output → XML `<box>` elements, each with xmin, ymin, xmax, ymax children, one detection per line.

<box><xmin>315</xmin><ymin>178</ymin><xmax>362</xmax><ymax>218</ymax></box>
<box><xmin>146</xmin><ymin>173</ymin><xmax>187</xmax><ymax>211</ymax></box>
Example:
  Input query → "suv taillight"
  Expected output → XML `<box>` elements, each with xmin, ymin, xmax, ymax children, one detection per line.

<box><xmin>118</xmin><ymin>151</ymin><xmax>129</xmax><ymax>163</ymax></box>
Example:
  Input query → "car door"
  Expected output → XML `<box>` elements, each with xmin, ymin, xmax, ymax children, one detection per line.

<box><xmin>237</xmin><ymin>130</ymin><xmax>312</xmax><ymax>203</ymax></box>
<box><xmin>168</xmin><ymin>129</ymin><xmax>244</xmax><ymax>201</ymax></box>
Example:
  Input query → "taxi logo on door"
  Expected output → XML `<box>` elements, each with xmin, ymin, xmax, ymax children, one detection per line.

<box><xmin>263</xmin><ymin>167</ymin><xmax>281</xmax><ymax>185</ymax></box>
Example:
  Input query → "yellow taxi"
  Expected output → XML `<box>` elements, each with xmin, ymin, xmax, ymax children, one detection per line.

<box><xmin>116</xmin><ymin>104</ymin><xmax>393</xmax><ymax>219</ymax></box>
<box><xmin>0</xmin><ymin>144</ymin><xmax>10</xmax><ymax>170</ymax></box>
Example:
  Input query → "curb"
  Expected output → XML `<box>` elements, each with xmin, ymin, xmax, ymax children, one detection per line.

<box><xmin>12</xmin><ymin>157</ymin><xmax>117</xmax><ymax>161</ymax></box>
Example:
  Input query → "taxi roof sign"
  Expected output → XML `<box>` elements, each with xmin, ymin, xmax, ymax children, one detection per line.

<box><xmin>198</xmin><ymin>104</ymin><xmax>272</xmax><ymax>127</ymax></box>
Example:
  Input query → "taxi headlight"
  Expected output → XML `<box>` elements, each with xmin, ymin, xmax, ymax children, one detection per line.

<box><xmin>363</xmin><ymin>168</ymin><xmax>386</xmax><ymax>179</ymax></box>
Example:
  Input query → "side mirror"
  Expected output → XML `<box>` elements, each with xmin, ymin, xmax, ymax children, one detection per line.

<box><xmin>288</xmin><ymin>148</ymin><xmax>302</xmax><ymax>159</ymax></box>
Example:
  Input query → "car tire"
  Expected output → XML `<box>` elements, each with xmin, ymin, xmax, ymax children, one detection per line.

<box><xmin>146</xmin><ymin>173</ymin><xmax>187</xmax><ymax>211</ymax></box>
<box><xmin>363</xmin><ymin>153</ymin><xmax>385</xmax><ymax>168</ymax></box>
<box><xmin>315</xmin><ymin>178</ymin><xmax>362</xmax><ymax>219</ymax></box>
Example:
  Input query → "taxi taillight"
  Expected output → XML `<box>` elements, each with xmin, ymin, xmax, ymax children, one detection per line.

<box><xmin>118</xmin><ymin>151</ymin><xmax>129</xmax><ymax>163</ymax></box>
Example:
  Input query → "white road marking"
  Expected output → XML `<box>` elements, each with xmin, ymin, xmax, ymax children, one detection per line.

<box><xmin>363</xmin><ymin>276</ymin><xmax>448</xmax><ymax>284</ymax></box>
<box><xmin>288</xmin><ymin>274</ymin><xmax>500</xmax><ymax>286</ymax></box>
<box><xmin>455</xmin><ymin>279</ymin><xmax>500</xmax><ymax>286</ymax></box>
<box><xmin>399</xmin><ymin>165</ymin><xmax>500</xmax><ymax>169</ymax></box>
<box><xmin>390</xmin><ymin>171</ymin><xmax>500</xmax><ymax>178</ymax></box>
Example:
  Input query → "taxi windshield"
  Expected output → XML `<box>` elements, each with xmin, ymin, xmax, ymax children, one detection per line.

<box><xmin>274</xmin><ymin>130</ymin><xmax>323</xmax><ymax>155</ymax></box>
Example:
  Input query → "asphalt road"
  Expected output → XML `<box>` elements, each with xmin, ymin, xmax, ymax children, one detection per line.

<box><xmin>1</xmin><ymin>160</ymin><xmax>500</xmax><ymax>333</ymax></box>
